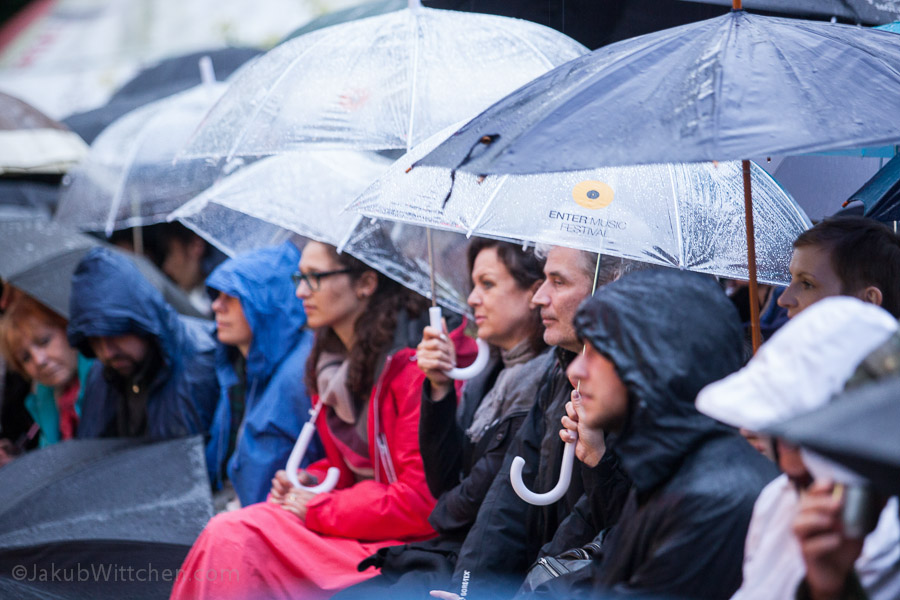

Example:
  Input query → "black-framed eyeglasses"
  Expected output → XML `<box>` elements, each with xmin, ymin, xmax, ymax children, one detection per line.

<box><xmin>291</xmin><ymin>269</ymin><xmax>355</xmax><ymax>292</ymax></box>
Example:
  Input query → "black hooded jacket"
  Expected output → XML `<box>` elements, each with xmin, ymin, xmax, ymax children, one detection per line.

<box><xmin>537</xmin><ymin>269</ymin><xmax>779</xmax><ymax>599</ymax></box>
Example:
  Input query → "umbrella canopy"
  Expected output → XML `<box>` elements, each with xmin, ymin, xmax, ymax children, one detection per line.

<box><xmin>349</xmin><ymin>128</ymin><xmax>810</xmax><ymax>284</ymax></box>
<box><xmin>0</xmin><ymin>436</ymin><xmax>212</xmax><ymax>600</ymax></box>
<box><xmin>179</xmin><ymin>0</ymin><xmax>586</xmax><ymax>160</ymax></box>
<box><xmin>55</xmin><ymin>82</ymin><xmax>230</xmax><ymax>236</ymax></box>
<box><xmin>0</xmin><ymin>219</ymin><xmax>206</xmax><ymax>319</ymax></box>
<box><xmin>170</xmin><ymin>150</ymin><xmax>472</xmax><ymax>316</ymax></box>
<box><xmin>63</xmin><ymin>47</ymin><xmax>264</xmax><ymax>145</ymax></box>
<box><xmin>766</xmin><ymin>376</ymin><xmax>900</xmax><ymax>497</ymax></box>
<box><xmin>0</xmin><ymin>92</ymin><xmax>87</xmax><ymax>175</ymax></box>
<box><xmin>417</xmin><ymin>11</ymin><xmax>900</xmax><ymax>174</ymax></box>
<box><xmin>847</xmin><ymin>154</ymin><xmax>900</xmax><ymax>222</ymax></box>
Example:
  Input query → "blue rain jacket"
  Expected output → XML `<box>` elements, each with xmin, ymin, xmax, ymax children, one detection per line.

<box><xmin>205</xmin><ymin>241</ymin><xmax>321</xmax><ymax>506</ymax></box>
<box><xmin>67</xmin><ymin>247</ymin><xmax>220</xmax><ymax>441</ymax></box>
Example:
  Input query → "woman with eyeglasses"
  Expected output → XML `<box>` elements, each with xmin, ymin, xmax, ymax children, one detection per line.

<box><xmin>204</xmin><ymin>241</ymin><xmax>323</xmax><ymax>508</ymax></box>
<box><xmin>334</xmin><ymin>238</ymin><xmax>548</xmax><ymax>599</ymax></box>
<box><xmin>170</xmin><ymin>240</ymin><xmax>477</xmax><ymax>600</ymax></box>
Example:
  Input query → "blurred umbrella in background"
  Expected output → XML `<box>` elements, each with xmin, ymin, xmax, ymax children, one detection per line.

<box><xmin>0</xmin><ymin>91</ymin><xmax>86</xmax><ymax>175</ymax></box>
<box><xmin>55</xmin><ymin>64</ymin><xmax>230</xmax><ymax>238</ymax></box>
<box><xmin>0</xmin><ymin>436</ymin><xmax>212</xmax><ymax>600</ymax></box>
<box><xmin>179</xmin><ymin>0</ymin><xmax>587</xmax><ymax>160</ymax></box>
<box><xmin>170</xmin><ymin>149</ymin><xmax>472</xmax><ymax>316</ymax></box>
<box><xmin>0</xmin><ymin>219</ymin><xmax>206</xmax><ymax>319</ymax></box>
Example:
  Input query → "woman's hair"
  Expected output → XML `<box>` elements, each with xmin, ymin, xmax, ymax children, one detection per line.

<box><xmin>0</xmin><ymin>295</ymin><xmax>69</xmax><ymax>378</ymax></box>
<box><xmin>305</xmin><ymin>244</ymin><xmax>428</xmax><ymax>402</ymax></box>
<box><xmin>466</xmin><ymin>238</ymin><xmax>547</xmax><ymax>353</ymax></box>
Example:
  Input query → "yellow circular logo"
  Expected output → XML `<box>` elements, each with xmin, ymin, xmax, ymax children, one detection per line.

<box><xmin>572</xmin><ymin>180</ymin><xmax>614</xmax><ymax>209</ymax></box>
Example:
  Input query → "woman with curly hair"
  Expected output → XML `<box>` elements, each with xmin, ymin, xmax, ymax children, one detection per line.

<box><xmin>170</xmin><ymin>241</ymin><xmax>476</xmax><ymax>600</ymax></box>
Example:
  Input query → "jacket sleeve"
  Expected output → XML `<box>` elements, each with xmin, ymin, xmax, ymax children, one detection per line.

<box><xmin>419</xmin><ymin>381</ymin><xmax>465</xmax><ymax>498</ymax></box>
<box><xmin>304</xmin><ymin>363</ymin><xmax>437</xmax><ymax>542</ymax></box>
<box><xmin>429</xmin><ymin>412</ymin><xmax>527</xmax><ymax>537</ymax></box>
<box><xmin>451</xmin><ymin>396</ymin><xmax>546</xmax><ymax>591</ymax></box>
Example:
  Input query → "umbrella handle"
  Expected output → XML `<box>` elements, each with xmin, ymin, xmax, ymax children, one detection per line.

<box><xmin>429</xmin><ymin>306</ymin><xmax>490</xmax><ymax>380</ymax></box>
<box><xmin>509</xmin><ymin>437</ymin><xmax>576</xmax><ymax>506</ymax></box>
<box><xmin>285</xmin><ymin>421</ymin><xmax>340</xmax><ymax>493</ymax></box>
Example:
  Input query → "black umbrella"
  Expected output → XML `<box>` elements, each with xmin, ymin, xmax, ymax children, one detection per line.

<box><xmin>766</xmin><ymin>376</ymin><xmax>900</xmax><ymax>497</ymax></box>
<box><xmin>0</xmin><ymin>219</ymin><xmax>206</xmax><ymax>319</ymax></box>
<box><xmin>0</xmin><ymin>436</ymin><xmax>213</xmax><ymax>599</ymax></box>
<box><xmin>846</xmin><ymin>154</ymin><xmax>900</xmax><ymax>223</ymax></box>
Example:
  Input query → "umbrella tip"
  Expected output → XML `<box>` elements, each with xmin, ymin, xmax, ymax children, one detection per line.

<box><xmin>199</xmin><ymin>56</ymin><xmax>216</xmax><ymax>87</ymax></box>
<box><xmin>408</xmin><ymin>0</ymin><xmax>422</xmax><ymax>12</ymax></box>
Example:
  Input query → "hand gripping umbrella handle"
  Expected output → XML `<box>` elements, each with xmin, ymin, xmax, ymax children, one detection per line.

<box><xmin>429</xmin><ymin>306</ymin><xmax>490</xmax><ymax>381</ymax></box>
<box><xmin>510</xmin><ymin>437</ymin><xmax>577</xmax><ymax>506</ymax></box>
<box><xmin>285</xmin><ymin>412</ymin><xmax>340</xmax><ymax>494</ymax></box>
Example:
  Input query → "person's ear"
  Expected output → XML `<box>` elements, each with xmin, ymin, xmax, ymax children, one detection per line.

<box><xmin>858</xmin><ymin>285</ymin><xmax>883</xmax><ymax>307</ymax></box>
<box><xmin>355</xmin><ymin>270</ymin><xmax>378</xmax><ymax>300</ymax></box>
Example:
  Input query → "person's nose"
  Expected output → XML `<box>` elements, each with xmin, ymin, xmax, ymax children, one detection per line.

<box><xmin>295</xmin><ymin>279</ymin><xmax>312</xmax><ymax>300</ymax></box>
<box><xmin>532</xmin><ymin>280</ymin><xmax>550</xmax><ymax>307</ymax></box>
<box><xmin>566</xmin><ymin>353</ymin><xmax>587</xmax><ymax>383</ymax></box>
<box><xmin>211</xmin><ymin>292</ymin><xmax>225</xmax><ymax>313</ymax></box>
<box><xmin>93</xmin><ymin>338</ymin><xmax>111</xmax><ymax>361</ymax></box>
<box><xmin>30</xmin><ymin>346</ymin><xmax>47</xmax><ymax>367</ymax></box>
<box><xmin>467</xmin><ymin>287</ymin><xmax>481</xmax><ymax>308</ymax></box>
<box><xmin>777</xmin><ymin>285</ymin><xmax>796</xmax><ymax>309</ymax></box>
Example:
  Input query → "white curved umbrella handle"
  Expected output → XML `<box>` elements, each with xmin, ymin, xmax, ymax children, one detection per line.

<box><xmin>428</xmin><ymin>306</ymin><xmax>490</xmax><ymax>380</ymax></box>
<box><xmin>510</xmin><ymin>438</ymin><xmax>576</xmax><ymax>506</ymax></box>
<box><xmin>285</xmin><ymin>420</ymin><xmax>340</xmax><ymax>493</ymax></box>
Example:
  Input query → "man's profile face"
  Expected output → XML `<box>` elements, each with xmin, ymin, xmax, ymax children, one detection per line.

<box><xmin>89</xmin><ymin>334</ymin><xmax>150</xmax><ymax>378</ymax></box>
<box><xmin>531</xmin><ymin>247</ymin><xmax>593</xmax><ymax>352</ymax></box>
<box><xmin>566</xmin><ymin>342</ymin><xmax>629</xmax><ymax>432</ymax></box>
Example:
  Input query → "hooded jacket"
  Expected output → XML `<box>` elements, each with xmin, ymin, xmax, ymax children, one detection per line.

<box><xmin>560</xmin><ymin>269</ymin><xmax>779</xmax><ymax>599</ymax></box>
<box><xmin>204</xmin><ymin>241</ymin><xmax>322</xmax><ymax>506</ymax></box>
<box><xmin>68</xmin><ymin>247</ymin><xmax>219</xmax><ymax>441</ymax></box>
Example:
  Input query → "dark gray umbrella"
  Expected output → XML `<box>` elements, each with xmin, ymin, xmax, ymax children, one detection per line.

<box><xmin>416</xmin><ymin>6</ymin><xmax>900</xmax><ymax>351</ymax></box>
<box><xmin>0</xmin><ymin>436</ymin><xmax>212</xmax><ymax>599</ymax></box>
<box><xmin>0</xmin><ymin>219</ymin><xmax>206</xmax><ymax>319</ymax></box>
<box><xmin>846</xmin><ymin>154</ymin><xmax>900</xmax><ymax>223</ymax></box>
<box><xmin>766</xmin><ymin>377</ymin><xmax>900</xmax><ymax>497</ymax></box>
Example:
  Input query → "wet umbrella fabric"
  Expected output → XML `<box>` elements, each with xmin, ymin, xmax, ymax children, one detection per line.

<box><xmin>56</xmin><ymin>82</ymin><xmax>229</xmax><ymax>236</ymax></box>
<box><xmin>766</xmin><ymin>377</ymin><xmax>900</xmax><ymax>497</ymax></box>
<box><xmin>417</xmin><ymin>11</ymin><xmax>900</xmax><ymax>174</ymax></box>
<box><xmin>179</xmin><ymin>0</ymin><xmax>586</xmax><ymax>160</ymax></box>
<box><xmin>0</xmin><ymin>92</ymin><xmax>87</xmax><ymax>175</ymax></box>
<box><xmin>349</xmin><ymin>127</ymin><xmax>810</xmax><ymax>284</ymax></box>
<box><xmin>0</xmin><ymin>219</ymin><xmax>206</xmax><ymax>319</ymax></box>
<box><xmin>169</xmin><ymin>151</ymin><xmax>472</xmax><ymax>316</ymax></box>
<box><xmin>0</xmin><ymin>436</ymin><xmax>213</xmax><ymax>600</ymax></box>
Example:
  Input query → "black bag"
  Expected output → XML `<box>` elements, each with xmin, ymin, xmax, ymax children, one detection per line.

<box><xmin>518</xmin><ymin>540</ymin><xmax>602</xmax><ymax>594</ymax></box>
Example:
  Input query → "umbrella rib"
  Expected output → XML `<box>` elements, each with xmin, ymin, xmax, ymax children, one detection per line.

<box><xmin>223</xmin><ymin>32</ymin><xmax>335</xmax><ymax>162</ymax></box>
<box><xmin>668</xmin><ymin>164</ymin><xmax>686</xmax><ymax>269</ymax></box>
<box><xmin>466</xmin><ymin>174</ymin><xmax>508</xmax><ymax>238</ymax></box>
<box><xmin>405</xmin><ymin>9</ymin><xmax>421</xmax><ymax>151</ymax></box>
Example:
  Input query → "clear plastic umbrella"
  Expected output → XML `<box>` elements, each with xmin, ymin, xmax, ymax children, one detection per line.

<box><xmin>178</xmin><ymin>0</ymin><xmax>587</xmax><ymax>161</ymax></box>
<box><xmin>169</xmin><ymin>150</ymin><xmax>472</xmax><ymax>317</ymax></box>
<box><xmin>55</xmin><ymin>61</ymin><xmax>230</xmax><ymax>237</ymax></box>
<box><xmin>349</xmin><ymin>128</ymin><xmax>811</xmax><ymax>285</ymax></box>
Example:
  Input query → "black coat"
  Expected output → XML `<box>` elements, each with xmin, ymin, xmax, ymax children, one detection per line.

<box><xmin>530</xmin><ymin>269</ymin><xmax>779</xmax><ymax>599</ymax></box>
<box><xmin>449</xmin><ymin>348</ymin><xmax>631</xmax><ymax>599</ymax></box>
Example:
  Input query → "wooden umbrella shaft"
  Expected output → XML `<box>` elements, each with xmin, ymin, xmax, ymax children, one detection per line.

<box><xmin>742</xmin><ymin>159</ymin><xmax>762</xmax><ymax>353</ymax></box>
<box><xmin>733</xmin><ymin>0</ymin><xmax>742</xmax><ymax>9</ymax></box>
